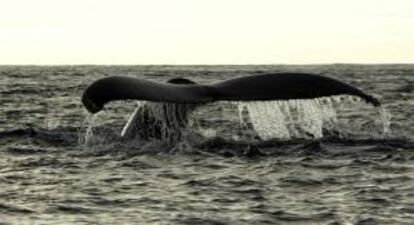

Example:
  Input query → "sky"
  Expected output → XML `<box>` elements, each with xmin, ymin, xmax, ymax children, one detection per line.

<box><xmin>0</xmin><ymin>0</ymin><xmax>413</xmax><ymax>65</ymax></box>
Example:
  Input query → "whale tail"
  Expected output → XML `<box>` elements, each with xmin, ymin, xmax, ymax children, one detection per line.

<box><xmin>82</xmin><ymin>73</ymin><xmax>380</xmax><ymax>114</ymax></box>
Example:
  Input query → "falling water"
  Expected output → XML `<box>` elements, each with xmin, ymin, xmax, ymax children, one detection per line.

<box><xmin>79</xmin><ymin>111</ymin><xmax>99</xmax><ymax>146</ymax></box>
<box><xmin>118</xmin><ymin>101</ymin><xmax>197</xmax><ymax>143</ymax></box>
<box><xmin>234</xmin><ymin>95</ymin><xmax>390</xmax><ymax>140</ymax></box>
<box><xmin>378</xmin><ymin>106</ymin><xmax>392</xmax><ymax>137</ymax></box>
<box><xmin>120</xmin><ymin>101</ymin><xmax>145</xmax><ymax>137</ymax></box>
<box><xmin>80</xmin><ymin>95</ymin><xmax>391</xmax><ymax>143</ymax></box>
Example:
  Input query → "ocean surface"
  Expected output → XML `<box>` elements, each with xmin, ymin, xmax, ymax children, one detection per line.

<box><xmin>0</xmin><ymin>65</ymin><xmax>413</xmax><ymax>225</ymax></box>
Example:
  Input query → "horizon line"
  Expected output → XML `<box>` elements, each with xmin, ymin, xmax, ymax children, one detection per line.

<box><xmin>0</xmin><ymin>62</ymin><xmax>413</xmax><ymax>67</ymax></box>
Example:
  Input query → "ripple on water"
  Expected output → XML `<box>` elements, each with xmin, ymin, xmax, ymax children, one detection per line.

<box><xmin>49</xmin><ymin>204</ymin><xmax>99</xmax><ymax>215</ymax></box>
<box><xmin>0</xmin><ymin>203</ymin><xmax>34</xmax><ymax>214</ymax></box>
<box><xmin>266</xmin><ymin>209</ymin><xmax>336</xmax><ymax>222</ymax></box>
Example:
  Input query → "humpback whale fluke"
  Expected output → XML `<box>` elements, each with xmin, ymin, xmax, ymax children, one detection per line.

<box><xmin>82</xmin><ymin>73</ymin><xmax>380</xmax><ymax>113</ymax></box>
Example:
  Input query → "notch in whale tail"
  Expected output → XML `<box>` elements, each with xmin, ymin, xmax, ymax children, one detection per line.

<box><xmin>81</xmin><ymin>73</ymin><xmax>380</xmax><ymax>114</ymax></box>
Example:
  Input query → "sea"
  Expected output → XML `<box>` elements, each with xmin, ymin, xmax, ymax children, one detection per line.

<box><xmin>0</xmin><ymin>64</ymin><xmax>413</xmax><ymax>225</ymax></box>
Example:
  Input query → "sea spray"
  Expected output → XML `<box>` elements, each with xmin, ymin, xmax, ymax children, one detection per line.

<box><xmin>78</xmin><ymin>106</ymin><xmax>122</xmax><ymax>147</ymax></box>
<box><xmin>378</xmin><ymin>106</ymin><xmax>391</xmax><ymax>137</ymax></box>
<box><xmin>78</xmin><ymin>111</ymin><xmax>99</xmax><ymax>147</ymax></box>
<box><xmin>46</xmin><ymin>112</ymin><xmax>60</xmax><ymax>130</ymax></box>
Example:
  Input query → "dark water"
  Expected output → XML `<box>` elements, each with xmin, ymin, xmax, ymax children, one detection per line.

<box><xmin>0</xmin><ymin>65</ymin><xmax>413</xmax><ymax>225</ymax></box>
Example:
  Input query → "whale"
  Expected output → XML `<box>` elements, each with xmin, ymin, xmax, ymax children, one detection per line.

<box><xmin>82</xmin><ymin>73</ymin><xmax>380</xmax><ymax>114</ymax></box>
<box><xmin>81</xmin><ymin>73</ymin><xmax>380</xmax><ymax>141</ymax></box>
